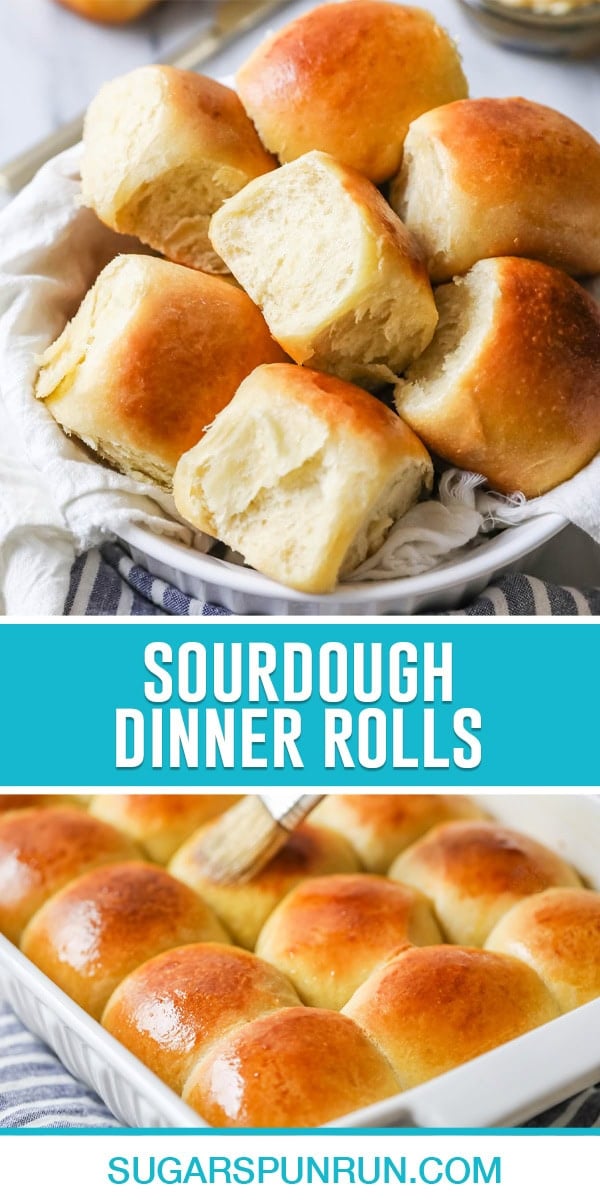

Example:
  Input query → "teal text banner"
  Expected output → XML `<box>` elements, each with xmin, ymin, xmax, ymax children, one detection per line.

<box><xmin>0</xmin><ymin>621</ymin><xmax>596</xmax><ymax>786</ymax></box>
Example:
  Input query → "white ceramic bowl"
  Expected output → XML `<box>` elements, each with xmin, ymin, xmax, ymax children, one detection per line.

<box><xmin>121</xmin><ymin>513</ymin><xmax>567</xmax><ymax>615</ymax></box>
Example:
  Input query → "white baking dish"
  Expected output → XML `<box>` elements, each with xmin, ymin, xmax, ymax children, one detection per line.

<box><xmin>121</xmin><ymin>513</ymin><xmax>567</xmax><ymax>616</ymax></box>
<box><xmin>1</xmin><ymin>793</ymin><xmax>599</xmax><ymax>1129</ymax></box>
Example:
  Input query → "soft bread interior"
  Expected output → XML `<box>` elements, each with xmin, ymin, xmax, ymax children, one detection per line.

<box><xmin>82</xmin><ymin>70</ymin><xmax>257</xmax><ymax>273</ymax></box>
<box><xmin>209</xmin><ymin>152</ymin><xmax>437</xmax><ymax>385</ymax></box>
<box><xmin>390</xmin><ymin>132</ymin><xmax>453</xmax><ymax>279</ymax></box>
<box><xmin>36</xmin><ymin>258</ymin><xmax>171</xmax><ymax>488</ymax></box>
<box><xmin>395</xmin><ymin>265</ymin><xmax>498</xmax><ymax>419</ymax></box>
<box><xmin>174</xmin><ymin>376</ymin><xmax>432</xmax><ymax>593</ymax></box>
<box><xmin>116</xmin><ymin>161</ymin><xmax>247</xmax><ymax>274</ymax></box>
<box><xmin>210</xmin><ymin>154</ymin><xmax>369</xmax><ymax>350</ymax></box>
<box><xmin>36</xmin><ymin>260</ymin><xmax>144</xmax><ymax>401</ymax></box>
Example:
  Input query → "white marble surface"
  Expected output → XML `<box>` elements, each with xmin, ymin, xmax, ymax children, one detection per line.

<box><xmin>0</xmin><ymin>0</ymin><xmax>598</xmax><ymax>172</ymax></box>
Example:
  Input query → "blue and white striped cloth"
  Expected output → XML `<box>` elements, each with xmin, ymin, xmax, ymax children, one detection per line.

<box><xmin>0</xmin><ymin>999</ymin><xmax>599</xmax><ymax>1129</ymax></box>
<box><xmin>0</xmin><ymin>1002</ymin><xmax>118</xmax><ymax>1128</ymax></box>
<box><xmin>65</xmin><ymin>544</ymin><xmax>600</xmax><ymax>617</ymax></box>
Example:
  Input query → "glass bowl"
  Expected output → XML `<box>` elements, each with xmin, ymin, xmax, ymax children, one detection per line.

<box><xmin>457</xmin><ymin>0</ymin><xmax>600</xmax><ymax>56</ymax></box>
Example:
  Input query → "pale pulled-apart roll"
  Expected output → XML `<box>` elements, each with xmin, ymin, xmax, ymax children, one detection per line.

<box><xmin>173</xmin><ymin>363</ymin><xmax>433</xmax><ymax>594</ymax></box>
<box><xmin>21</xmin><ymin>862</ymin><xmax>230</xmax><ymax>1020</ymax></box>
<box><xmin>209</xmin><ymin>151</ymin><xmax>438</xmax><ymax>386</ymax></box>
<box><xmin>389</xmin><ymin>821</ymin><xmax>582</xmax><ymax>945</ymax></box>
<box><xmin>183</xmin><ymin>1007</ymin><xmax>401</xmax><ymax>1127</ymax></box>
<box><xmin>309</xmin><ymin>793</ymin><xmax>487</xmax><ymax>873</ymax></box>
<box><xmin>82</xmin><ymin>66</ymin><xmax>276</xmax><ymax>272</ymax></box>
<box><xmin>486</xmin><ymin>888</ymin><xmax>600</xmax><ymax>1013</ymax></box>
<box><xmin>89</xmin><ymin>795</ymin><xmax>243</xmax><ymax>865</ymax></box>
<box><xmin>390</xmin><ymin>97</ymin><xmax>600</xmax><ymax>281</ymax></box>
<box><xmin>0</xmin><ymin>806</ymin><xmax>142</xmax><ymax>945</ymax></box>
<box><xmin>255</xmin><ymin>874</ymin><xmax>442</xmax><ymax>1009</ymax></box>
<box><xmin>236</xmin><ymin>1</ymin><xmax>467</xmax><ymax>183</ymax></box>
<box><xmin>169</xmin><ymin>821</ymin><xmax>360</xmax><ymax>950</ymax></box>
<box><xmin>394</xmin><ymin>257</ymin><xmax>600</xmax><ymax>498</ymax></box>
<box><xmin>57</xmin><ymin>0</ymin><xmax>156</xmax><ymax>21</ymax></box>
<box><xmin>102</xmin><ymin>943</ymin><xmax>302</xmax><ymax>1094</ymax></box>
<box><xmin>36</xmin><ymin>255</ymin><xmax>287</xmax><ymax>488</ymax></box>
<box><xmin>343</xmin><ymin>945</ymin><xmax>559</xmax><ymax>1089</ymax></box>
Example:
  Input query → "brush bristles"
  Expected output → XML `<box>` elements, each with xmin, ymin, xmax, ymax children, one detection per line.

<box><xmin>193</xmin><ymin>795</ymin><xmax>289</xmax><ymax>884</ymax></box>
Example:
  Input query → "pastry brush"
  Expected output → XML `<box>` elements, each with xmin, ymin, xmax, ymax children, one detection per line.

<box><xmin>193</xmin><ymin>792</ymin><xmax>324</xmax><ymax>884</ymax></box>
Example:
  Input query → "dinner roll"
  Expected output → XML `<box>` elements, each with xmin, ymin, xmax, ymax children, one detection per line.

<box><xmin>309</xmin><ymin>794</ymin><xmax>487</xmax><ymax>872</ymax></box>
<box><xmin>0</xmin><ymin>796</ymin><xmax>84</xmax><ymax>814</ymax></box>
<box><xmin>394</xmin><ymin>257</ymin><xmax>600</xmax><ymax>498</ymax></box>
<box><xmin>82</xmin><ymin>66</ymin><xmax>276</xmax><ymax>272</ymax></box>
<box><xmin>57</xmin><ymin>0</ymin><xmax>156</xmax><ymax>21</ymax></box>
<box><xmin>343</xmin><ymin>945</ymin><xmax>559</xmax><ymax>1089</ymax></box>
<box><xmin>89</xmin><ymin>796</ymin><xmax>242</xmax><ymax>864</ymax></box>
<box><xmin>169</xmin><ymin>822</ymin><xmax>360</xmax><ymax>950</ymax></box>
<box><xmin>173</xmin><ymin>364</ymin><xmax>433</xmax><ymax>594</ymax></box>
<box><xmin>36</xmin><ymin>255</ymin><xmax>287</xmax><ymax>488</ymax></box>
<box><xmin>102</xmin><ymin>943</ymin><xmax>302</xmax><ymax>1094</ymax></box>
<box><xmin>209</xmin><ymin>151</ymin><xmax>438</xmax><ymax>385</ymax></box>
<box><xmin>256</xmin><ymin>874</ymin><xmax>442</xmax><ymax>1009</ymax></box>
<box><xmin>21</xmin><ymin>863</ymin><xmax>230</xmax><ymax>1020</ymax></box>
<box><xmin>236</xmin><ymin>1</ymin><xmax>467</xmax><ymax>183</ymax></box>
<box><xmin>0</xmin><ymin>807</ymin><xmax>142</xmax><ymax>944</ymax></box>
<box><xmin>183</xmin><ymin>1007</ymin><xmax>400</xmax><ymax>1127</ymax></box>
<box><xmin>486</xmin><ymin>888</ymin><xmax>600</xmax><ymax>1013</ymax></box>
<box><xmin>389</xmin><ymin>821</ymin><xmax>582</xmax><ymax>945</ymax></box>
<box><xmin>390</xmin><ymin>98</ymin><xmax>600</xmax><ymax>281</ymax></box>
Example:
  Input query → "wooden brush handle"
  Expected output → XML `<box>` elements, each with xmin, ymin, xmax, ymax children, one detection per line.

<box><xmin>261</xmin><ymin>792</ymin><xmax>324</xmax><ymax>831</ymax></box>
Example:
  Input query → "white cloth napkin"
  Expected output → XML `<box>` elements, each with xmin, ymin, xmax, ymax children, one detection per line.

<box><xmin>0</xmin><ymin>147</ymin><xmax>193</xmax><ymax>615</ymax></box>
<box><xmin>0</xmin><ymin>146</ymin><xmax>598</xmax><ymax>613</ymax></box>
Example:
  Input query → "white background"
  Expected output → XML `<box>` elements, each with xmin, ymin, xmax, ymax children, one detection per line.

<box><xmin>1</xmin><ymin>1131</ymin><xmax>598</xmax><ymax>1195</ymax></box>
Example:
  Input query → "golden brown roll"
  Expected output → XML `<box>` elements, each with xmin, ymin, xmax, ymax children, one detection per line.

<box><xmin>390</xmin><ymin>97</ymin><xmax>600</xmax><ymax>281</ymax></box>
<box><xmin>486</xmin><ymin>888</ymin><xmax>600</xmax><ymax>1013</ymax></box>
<box><xmin>183</xmin><ymin>1006</ymin><xmax>400</xmax><ymax>1127</ymax></box>
<box><xmin>169</xmin><ymin>822</ymin><xmax>360</xmax><ymax>950</ymax></box>
<box><xmin>36</xmin><ymin>255</ymin><xmax>287</xmax><ymax>488</ymax></box>
<box><xmin>21</xmin><ymin>863</ymin><xmax>230</xmax><ymax>1020</ymax></box>
<box><xmin>89</xmin><ymin>796</ymin><xmax>242</xmax><ymax>865</ymax></box>
<box><xmin>209</xmin><ymin>152</ymin><xmax>438</xmax><ymax>386</ymax></box>
<box><xmin>255</xmin><ymin>874</ymin><xmax>442</xmax><ymax>1009</ymax></box>
<box><xmin>309</xmin><ymin>794</ymin><xmax>487</xmax><ymax>872</ymax></box>
<box><xmin>0</xmin><ymin>807</ymin><xmax>143</xmax><ymax>945</ymax></box>
<box><xmin>0</xmin><ymin>796</ymin><xmax>85</xmax><ymax>814</ymax></box>
<box><xmin>236</xmin><ymin>1</ymin><xmax>467</xmax><ymax>183</ymax></box>
<box><xmin>102</xmin><ymin>942</ymin><xmax>302</xmax><ymax>1094</ymax></box>
<box><xmin>394</xmin><ymin>257</ymin><xmax>600</xmax><ymax>498</ymax></box>
<box><xmin>82</xmin><ymin>66</ymin><xmax>276</xmax><ymax>272</ymax></box>
<box><xmin>57</xmin><ymin>0</ymin><xmax>157</xmax><ymax>22</ymax></box>
<box><xmin>389</xmin><ymin>820</ymin><xmax>582</xmax><ymax>945</ymax></box>
<box><xmin>173</xmin><ymin>363</ymin><xmax>433</xmax><ymax>594</ymax></box>
<box><xmin>343</xmin><ymin>944</ymin><xmax>559</xmax><ymax>1088</ymax></box>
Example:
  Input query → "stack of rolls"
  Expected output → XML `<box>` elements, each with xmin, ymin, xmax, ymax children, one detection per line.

<box><xmin>1</xmin><ymin>794</ymin><xmax>599</xmax><ymax>1127</ymax></box>
<box><xmin>34</xmin><ymin>1</ymin><xmax>600</xmax><ymax>594</ymax></box>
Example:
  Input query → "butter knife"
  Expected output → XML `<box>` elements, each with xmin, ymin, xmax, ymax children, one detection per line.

<box><xmin>0</xmin><ymin>0</ymin><xmax>283</xmax><ymax>195</ymax></box>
